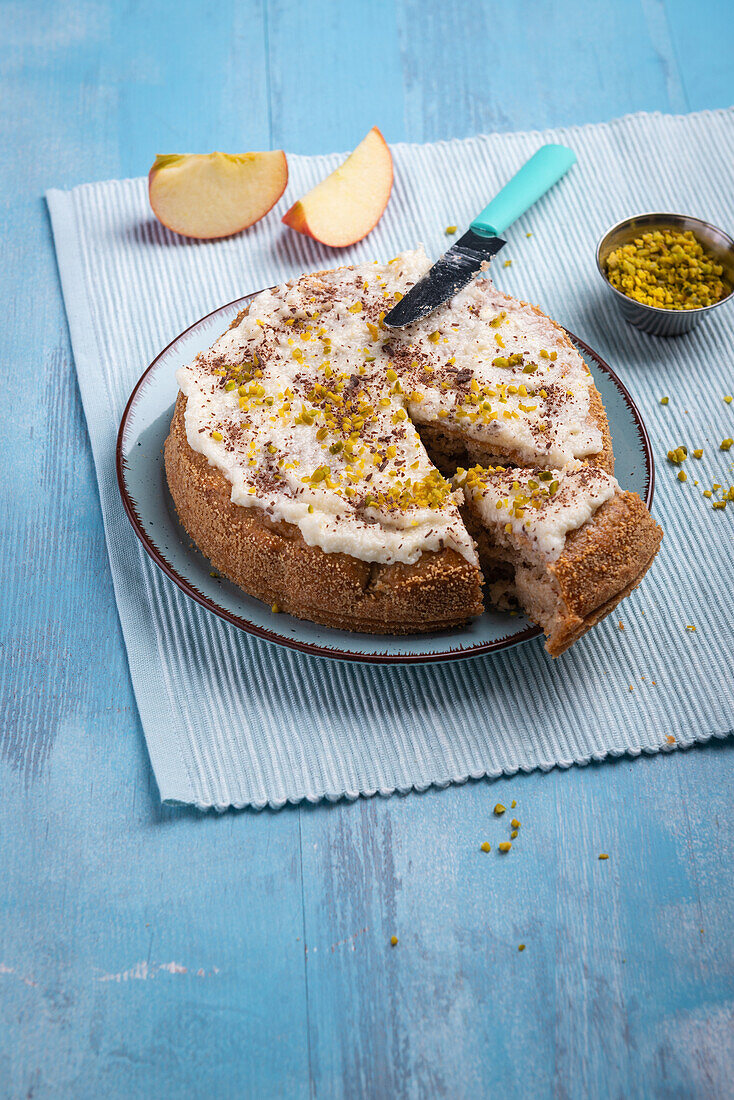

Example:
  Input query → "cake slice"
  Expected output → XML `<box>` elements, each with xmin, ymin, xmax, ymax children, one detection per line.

<box><xmin>456</xmin><ymin>462</ymin><xmax>663</xmax><ymax>656</ymax></box>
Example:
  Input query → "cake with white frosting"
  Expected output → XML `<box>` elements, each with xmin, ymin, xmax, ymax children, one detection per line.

<box><xmin>164</xmin><ymin>249</ymin><xmax>661</xmax><ymax>652</ymax></box>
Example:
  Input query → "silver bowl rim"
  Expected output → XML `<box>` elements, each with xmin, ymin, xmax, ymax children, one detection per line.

<box><xmin>595</xmin><ymin>211</ymin><xmax>734</xmax><ymax>318</ymax></box>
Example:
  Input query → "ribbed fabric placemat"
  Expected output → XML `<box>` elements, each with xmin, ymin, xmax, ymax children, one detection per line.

<box><xmin>48</xmin><ymin>109</ymin><xmax>734</xmax><ymax>810</ymax></box>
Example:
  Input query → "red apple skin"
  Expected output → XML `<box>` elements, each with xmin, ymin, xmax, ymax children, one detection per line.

<box><xmin>282</xmin><ymin>127</ymin><xmax>393</xmax><ymax>248</ymax></box>
<box><xmin>281</xmin><ymin>201</ymin><xmax>309</xmax><ymax>236</ymax></box>
<box><xmin>148</xmin><ymin>151</ymin><xmax>289</xmax><ymax>240</ymax></box>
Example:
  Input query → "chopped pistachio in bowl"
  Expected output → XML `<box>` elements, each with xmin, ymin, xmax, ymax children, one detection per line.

<box><xmin>596</xmin><ymin>212</ymin><xmax>734</xmax><ymax>336</ymax></box>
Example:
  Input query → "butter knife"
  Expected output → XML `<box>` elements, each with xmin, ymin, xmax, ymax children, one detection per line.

<box><xmin>384</xmin><ymin>144</ymin><xmax>577</xmax><ymax>328</ymax></box>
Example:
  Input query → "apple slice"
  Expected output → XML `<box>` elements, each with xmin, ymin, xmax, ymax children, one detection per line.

<box><xmin>282</xmin><ymin>127</ymin><xmax>393</xmax><ymax>248</ymax></box>
<box><xmin>148</xmin><ymin>151</ymin><xmax>288</xmax><ymax>239</ymax></box>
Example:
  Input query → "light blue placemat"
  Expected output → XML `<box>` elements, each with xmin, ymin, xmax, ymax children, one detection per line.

<box><xmin>48</xmin><ymin>109</ymin><xmax>734</xmax><ymax>810</ymax></box>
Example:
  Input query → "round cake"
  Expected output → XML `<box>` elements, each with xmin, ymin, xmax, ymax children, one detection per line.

<box><xmin>164</xmin><ymin>249</ymin><xmax>661</xmax><ymax>652</ymax></box>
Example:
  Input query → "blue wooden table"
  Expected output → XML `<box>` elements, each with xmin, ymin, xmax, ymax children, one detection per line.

<box><xmin>2</xmin><ymin>2</ymin><xmax>733</xmax><ymax>1097</ymax></box>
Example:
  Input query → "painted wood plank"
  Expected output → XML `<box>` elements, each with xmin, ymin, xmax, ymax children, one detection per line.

<box><xmin>0</xmin><ymin>3</ymin><xmax>309</xmax><ymax>1097</ymax></box>
<box><xmin>265</xmin><ymin>0</ymin><xmax>407</xmax><ymax>152</ymax></box>
<box><xmin>665</xmin><ymin>0</ymin><xmax>734</xmax><ymax>111</ymax></box>
<box><xmin>297</xmin><ymin>747</ymin><xmax>733</xmax><ymax>1098</ymax></box>
<box><xmin>395</xmin><ymin>0</ymin><xmax>689</xmax><ymax>142</ymax></box>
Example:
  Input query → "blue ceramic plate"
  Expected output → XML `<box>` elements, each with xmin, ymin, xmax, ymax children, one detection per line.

<box><xmin>117</xmin><ymin>295</ymin><xmax>654</xmax><ymax>665</ymax></box>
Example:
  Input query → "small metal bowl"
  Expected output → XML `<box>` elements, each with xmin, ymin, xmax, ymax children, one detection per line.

<box><xmin>596</xmin><ymin>212</ymin><xmax>734</xmax><ymax>336</ymax></box>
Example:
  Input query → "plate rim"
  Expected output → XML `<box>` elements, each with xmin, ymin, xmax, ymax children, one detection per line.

<box><xmin>116</xmin><ymin>293</ymin><xmax>656</xmax><ymax>666</ymax></box>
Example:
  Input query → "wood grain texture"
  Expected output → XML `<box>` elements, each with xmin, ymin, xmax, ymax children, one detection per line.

<box><xmin>1</xmin><ymin>1</ymin><xmax>733</xmax><ymax>1097</ymax></box>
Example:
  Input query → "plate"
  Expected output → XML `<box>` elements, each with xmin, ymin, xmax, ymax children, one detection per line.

<box><xmin>117</xmin><ymin>294</ymin><xmax>655</xmax><ymax>665</ymax></box>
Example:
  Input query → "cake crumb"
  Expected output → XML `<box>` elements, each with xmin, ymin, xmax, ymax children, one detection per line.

<box><xmin>390</xmin><ymin>936</ymin><xmax>398</xmax><ymax>946</ymax></box>
<box><xmin>598</xmin><ymin>853</ymin><xmax>609</xmax><ymax>861</ymax></box>
<box><xmin>518</xmin><ymin>943</ymin><xmax>526</xmax><ymax>951</ymax></box>
<box><xmin>494</xmin><ymin>803</ymin><xmax>506</xmax><ymax>816</ymax></box>
<box><xmin>480</xmin><ymin>841</ymin><xmax>491</xmax><ymax>853</ymax></box>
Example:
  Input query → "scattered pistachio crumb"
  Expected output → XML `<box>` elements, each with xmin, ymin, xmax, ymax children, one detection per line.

<box><xmin>494</xmin><ymin>803</ymin><xmax>506</xmax><ymax>816</ymax></box>
<box><xmin>667</xmin><ymin>446</ymin><xmax>688</xmax><ymax>464</ymax></box>
<box><xmin>498</xmin><ymin>842</ymin><xmax>512</xmax><ymax>853</ymax></box>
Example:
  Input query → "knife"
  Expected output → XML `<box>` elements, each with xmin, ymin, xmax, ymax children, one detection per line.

<box><xmin>383</xmin><ymin>144</ymin><xmax>577</xmax><ymax>329</ymax></box>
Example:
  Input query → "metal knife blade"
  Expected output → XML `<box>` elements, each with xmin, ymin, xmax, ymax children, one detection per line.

<box><xmin>383</xmin><ymin>230</ymin><xmax>506</xmax><ymax>328</ymax></box>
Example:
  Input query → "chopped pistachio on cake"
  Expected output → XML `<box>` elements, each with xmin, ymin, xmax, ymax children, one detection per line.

<box><xmin>176</xmin><ymin>249</ymin><xmax>603</xmax><ymax>569</ymax></box>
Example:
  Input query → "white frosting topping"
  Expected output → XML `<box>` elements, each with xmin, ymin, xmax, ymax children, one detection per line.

<box><xmin>176</xmin><ymin>249</ymin><xmax>602</xmax><ymax>566</ymax></box>
<box><xmin>459</xmin><ymin>461</ymin><xmax>619</xmax><ymax>561</ymax></box>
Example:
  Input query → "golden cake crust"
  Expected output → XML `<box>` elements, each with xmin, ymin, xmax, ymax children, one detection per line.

<box><xmin>165</xmin><ymin>393</ymin><xmax>484</xmax><ymax>634</ymax></box>
<box><xmin>462</xmin><ymin>484</ymin><xmax>663</xmax><ymax>656</ymax></box>
<box><xmin>545</xmin><ymin>490</ymin><xmax>663</xmax><ymax>655</ymax></box>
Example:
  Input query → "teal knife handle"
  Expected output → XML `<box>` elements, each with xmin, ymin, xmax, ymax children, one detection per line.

<box><xmin>470</xmin><ymin>144</ymin><xmax>577</xmax><ymax>237</ymax></box>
